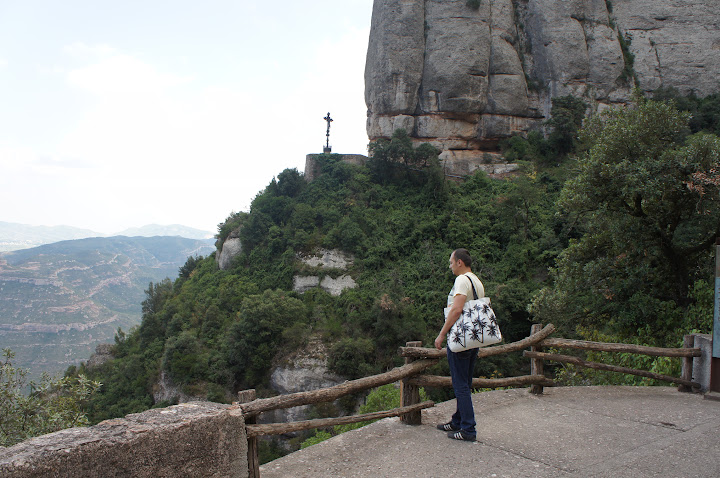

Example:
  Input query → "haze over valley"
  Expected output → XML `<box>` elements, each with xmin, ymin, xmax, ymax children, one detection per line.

<box><xmin>0</xmin><ymin>221</ymin><xmax>213</xmax><ymax>252</ymax></box>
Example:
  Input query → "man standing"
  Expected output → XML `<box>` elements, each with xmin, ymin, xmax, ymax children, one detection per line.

<box><xmin>434</xmin><ymin>248</ymin><xmax>484</xmax><ymax>441</ymax></box>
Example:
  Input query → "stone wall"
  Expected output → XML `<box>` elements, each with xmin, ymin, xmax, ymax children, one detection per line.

<box><xmin>0</xmin><ymin>402</ymin><xmax>248</xmax><ymax>478</ymax></box>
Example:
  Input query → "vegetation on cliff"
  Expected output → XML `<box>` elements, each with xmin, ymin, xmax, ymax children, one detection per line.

<box><xmin>63</xmin><ymin>94</ymin><xmax>719</xmax><ymax>455</ymax></box>
<box><xmin>1</xmin><ymin>349</ymin><xmax>101</xmax><ymax>447</ymax></box>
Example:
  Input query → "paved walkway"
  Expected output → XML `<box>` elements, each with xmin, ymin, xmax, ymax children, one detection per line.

<box><xmin>259</xmin><ymin>386</ymin><xmax>720</xmax><ymax>477</ymax></box>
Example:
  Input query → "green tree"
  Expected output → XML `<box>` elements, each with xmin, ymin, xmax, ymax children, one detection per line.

<box><xmin>276</xmin><ymin>168</ymin><xmax>306</xmax><ymax>198</ymax></box>
<box><xmin>226</xmin><ymin>290</ymin><xmax>308</xmax><ymax>385</ymax></box>
<box><xmin>652</xmin><ymin>87</ymin><xmax>720</xmax><ymax>135</ymax></box>
<box><xmin>328</xmin><ymin>338</ymin><xmax>376</xmax><ymax>379</ymax></box>
<box><xmin>1</xmin><ymin>349</ymin><xmax>101</xmax><ymax>447</ymax></box>
<box><xmin>162</xmin><ymin>332</ymin><xmax>207</xmax><ymax>384</ymax></box>
<box><xmin>546</xmin><ymin>95</ymin><xmax>588</xmax><ymax>155</ymax></box>
<box><xmin>532</xmin><ymin>97</ymin><xmax>720</xmax><ymax>340</ymax></box>
<box><xmin>178</xmin><ymin>255</ymin><xmax>204</xmax><ymax>280</ymax></box>
<box><xmin>368</xmin><ymin>129</ymin><xmax>441</xmax><ymax>184</ymax></box>
<box><xmin>501</xmin><ymin>95</ymin><xmax>587</xmax><ymax>164</ymax></box>
<box><xmin>138</xmin><ymin>279</ymin><xmax>174</xmax><ymax>347</ymax></box>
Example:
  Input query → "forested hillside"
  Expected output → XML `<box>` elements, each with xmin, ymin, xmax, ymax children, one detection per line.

<box><xmin>73</xmin><ymin>93</ymin><xmax>720</xmax><ymax>430</ymax></box>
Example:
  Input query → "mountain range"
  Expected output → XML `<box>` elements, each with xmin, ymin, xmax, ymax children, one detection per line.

<box><xmin>0</xmin><ymin>235</ymin><xmax>215</xmax><ymax>380</ymax></box>
<box><xmin>0</xmin><ymin>222</ymin><xmax>214</xmax><ymax>252</ymax></box>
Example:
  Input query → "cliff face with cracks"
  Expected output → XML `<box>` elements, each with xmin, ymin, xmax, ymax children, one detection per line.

<box><xmin>365</xmin><ymin>0</ymin><xmax>720</xmax><ymax>165</ymax></box>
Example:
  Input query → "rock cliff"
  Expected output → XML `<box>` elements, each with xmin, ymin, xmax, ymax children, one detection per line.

<box><xmin>365</xmin><ymin>0</ymin><xmax>720</xmax><ymax>162</ymax></box>
<box><xmin>268</xmin><ymin>336</ymin><xmax>345</xmax><ymax>424</ymax></box>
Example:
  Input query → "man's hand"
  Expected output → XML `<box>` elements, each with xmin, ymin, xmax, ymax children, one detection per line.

<box><xmin>434</xmin><ymin>332</ymin><xmax>445</xmax><ymax>350</ymax></box>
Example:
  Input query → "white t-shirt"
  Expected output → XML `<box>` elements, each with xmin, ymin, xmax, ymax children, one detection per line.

<box><xmin>447</xmin><ymin>272</ymin><xmax>485</xmax><ymax>307</ymax></box>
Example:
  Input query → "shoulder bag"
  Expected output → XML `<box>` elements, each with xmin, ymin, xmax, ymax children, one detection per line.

<box><xmin>444</xmin><ymin>274</ymin><xmax>502</xmax><ymax>352</ymax></box>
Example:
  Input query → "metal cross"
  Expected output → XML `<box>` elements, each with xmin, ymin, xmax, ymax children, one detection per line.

<box><xmin>323</xmin><ymin>112</ymin><xmax>333</xmax><ymax>152</ymax></box>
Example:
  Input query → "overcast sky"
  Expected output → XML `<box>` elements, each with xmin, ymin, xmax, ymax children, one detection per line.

<box><xmin>0</xmin><ymin>0</ymin><xmax>374</xmax><ymax>235</ymax></box>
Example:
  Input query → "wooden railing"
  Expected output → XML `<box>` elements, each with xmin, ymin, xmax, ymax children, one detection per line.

<box><xmin>238</xmin><ymin>322</ymin><xmax>703</xmax><ymax>477</ymax></box>
<box><xmin>238</xmin><ymin>324</ymin><xmax>554</xmax><ymax>477</ymax></box>
<box><xmin>522</xmin><ymin>323</ymin><xmax>702</xmax><ymax>394</ymax></box>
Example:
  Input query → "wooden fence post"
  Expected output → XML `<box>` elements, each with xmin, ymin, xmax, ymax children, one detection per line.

<box><xmin>678</xmin><ymin>335</ymin><xmax>694</xmax><ymax>392</ymax></box>
<box><xmin>530</xmin><ymin>324</ymin><xmax>544</xmax><ymax>395</ymax></box>
<box><xmin>238</xmin><ymin>389</ymin><xmax>259</xmax><ymax>478</ymax></box>
<box><xmin>400</xmin><ymin>341</ymin><xmax>423</xmax><ymax>425</ymax></box>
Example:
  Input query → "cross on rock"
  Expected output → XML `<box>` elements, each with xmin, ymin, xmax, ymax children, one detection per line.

<box><xmin>323</xmin><ymin>112</ymin><xmax>333</xmax><ymax>153</ymax></box>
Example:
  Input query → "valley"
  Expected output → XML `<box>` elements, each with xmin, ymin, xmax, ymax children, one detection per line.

<box><xmin>0</xmin><ymin>236</ymin><xmax>215</xmax><ymax>380</ymax></box>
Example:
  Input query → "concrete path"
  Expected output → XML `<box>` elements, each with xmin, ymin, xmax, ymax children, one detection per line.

<box><xmin>259</xmin><ymin>386</ymin><xmax>720</xmax><ymax>477</ymax></box>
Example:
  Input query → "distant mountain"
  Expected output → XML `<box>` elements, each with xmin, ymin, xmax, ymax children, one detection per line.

<box><xmin>0</xmin><ymin>222</ymin><xmax>215</xmax><ymax>251</ymax></box>
<box><xmin>113</xmin><ymin>224</ymin><xmax>214</xmax><ymax>240</ymax></box>
<box><xmin>0</xmin><ymin>236</ymin><xmax>215</xmax><ymax>380</ymax></box>
<box><xmin>0</xmin><ymin>221</ymin><xmax>105</xmax><ymax>252</ymax></box>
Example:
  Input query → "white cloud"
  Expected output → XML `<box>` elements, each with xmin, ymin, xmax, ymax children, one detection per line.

<box><xmin>0</xmin><ymin>58</ymin><xmax>7</xmax><ymax>68</ymax></box>
<box><xmin>66</xmin><ymin>53</ymin><xmax>192</xmax><ymax>95</ymax></box>
<box><xmin>32</xmin><ymin>155</ymin><xmax>94</xmax><ymax>172</ymax></box>
<box><xmin>63</xmin><ymin>42</ymin><xmax>118</xmax><ymax>60</ymax></box>
<box><xmin>47</xmin><ymin>50</ymin><xmax>277</xmax><ymax>231</ymax></box>
<box><xmin>0</xmin><ymin>144</ymin><xmax>37</xmax><ymax>173</ymax></box>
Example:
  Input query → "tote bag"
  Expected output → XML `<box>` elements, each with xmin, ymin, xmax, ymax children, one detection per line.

<box><xmin>444</xmin><ymin>275</ymin><xmax>502</xmax><ymax>352</ymax></box>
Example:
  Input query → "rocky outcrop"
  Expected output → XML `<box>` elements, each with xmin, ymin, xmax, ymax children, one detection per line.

<box><xmin>297</xmin><ymin>249</ymin><xmax>354</xmax><ymax>270</ymax></box>
<box><xmin>318</xmin><ymin>275</ymin><xmax>357</xmax><ymax>296</ymax></box>
<box><xmin>365</xmin><ymin>0</ymin><xmax>720</xmax><ymax>162</ymax></box>
<box><xmin>216</xmin><ymin>235</ymin><xmax>242</xmax><ymax>271</ymax></box>
<box><xmin>152</xmin><ymin>370</ymin><xmax>197</xmax><ymax>404</ymax></box>
<box><xmin>268</xmin><ymin>336</ymin><xmax>345</xmax><ymax>424</ymax></box>
<box><xmin>292</xmin><ymin>275</ymin><xmax>358</xmax><ymax>296</ymax></box>
<box><xmin>85</xmin><ymin>343</ymin><xmax>114</xmax><ymax>368</ymax></box>
<box><xmin>293</xmin><ymin>249</ymin><xmax>357</xmax><ymax>296</ymax></box>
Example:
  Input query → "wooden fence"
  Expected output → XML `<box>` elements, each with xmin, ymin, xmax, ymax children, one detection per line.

<box><xmin>238</xmin><ymin>322</ymin><xmax>702</xmax><ymax>477</ymax></box>
<box><xmin>523</xmin><ymin>323</ymin><xmax>702</xmax><ymax>394</ymax></box>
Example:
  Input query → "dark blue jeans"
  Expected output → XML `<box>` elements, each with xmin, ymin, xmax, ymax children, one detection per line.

<box><xmin>447</xmin><ymin>347</ymin><xmax>478</xmax><ymax>437</ymax></box>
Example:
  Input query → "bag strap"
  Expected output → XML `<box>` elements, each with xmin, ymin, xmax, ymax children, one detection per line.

<box><xmin>464</xmin><ymin>274</ymin><xmax>479</xmax><ymax>300</ymax></box>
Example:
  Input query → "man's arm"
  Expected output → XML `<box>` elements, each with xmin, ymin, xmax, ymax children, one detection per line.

<box><xmin>434</xmin><ymin>293</ymin><xmax>467</xmax><ymax>350</ymax></box>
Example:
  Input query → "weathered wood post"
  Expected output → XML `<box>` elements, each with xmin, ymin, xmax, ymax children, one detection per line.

<box><xmin>400</xmin><ymin>341</ymin><xmax>423</xmax><ymax>424</ymax></box>
<box><xmin>678</xmin><ymin>335</ymin><xmax>695</xmax><ymax>392</ymax></box>
<box><xmin>530</xmin><ymin>324</ymin><xmax>544</xmax><ymax>395</ymax></box>
<box><xmin>238</xmin><ymin>389</ymin><xmax>259</xmax><ymax>478</ymax></box>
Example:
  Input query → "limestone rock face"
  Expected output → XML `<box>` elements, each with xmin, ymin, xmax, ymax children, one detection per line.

<box><xmin>366</xmin><ymin>0</ymin><xmax>720</xmax><ymax>158</ymax></box>
<box><xmin>611</xmin><ymin>0</ymin><xmax>720</xmax><ymax>96</ymax></box>
<box><xmin>365</xmin><ymin>0</ymin><xmax>425</xmax><ymax>115</ymax></box>
<box><xmin>268</xmin><ymin>337</ymin><xmax>345</xmax><ymax>424</ymax></box>
<box><xmin>319</xmin><ymin>275</ymin><xmax>357</xmax><ymax>296</ymax></box>
<box><xmin>216</xmin><ymin>237</ymin><xmax>242</xmax><ymax>271</ymax></box>
<box><xmin>297</xmin><ymin>249</ymin><xmax>354</xmax><ymax>269</ymax></box>
<box><xmin>293</xmin><ymin>249</ymin><xmax>357</xmax><ymax>296</ymax></box>
<box><xmin>85</xmin><ymin>343</ymin><xmax>114</xmax><ymax>368</ymax></box>
<box><xmin>152</xmin><ymin>370</ymin><xmax>197</xmax><ymax>404</ymax></box>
